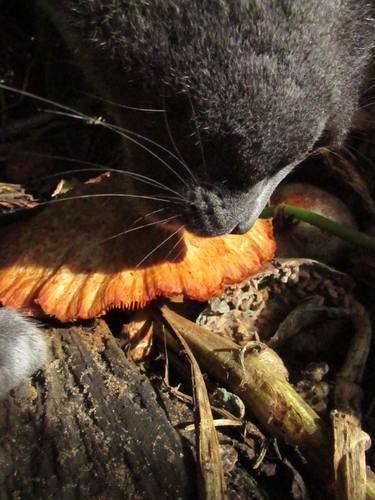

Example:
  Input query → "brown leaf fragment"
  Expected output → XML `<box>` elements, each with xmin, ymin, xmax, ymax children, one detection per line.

<box><xmin>0</xmin><ymin>182</ymin><xmax>37</xmax><ymax>213</ymax></box>
<box><xmin>335</xmin><ymin>299</ymin><xmax>372</xmax><ymax>415</ymax></box>
<box><xmin>267</xmin><ymin>295</ymin><xmax>324</xmax><ymax>348</ymax></box>
<box><xmin>282</xmin><ymin>458</ymin><xmax>311</xmax><ymax>500</ymax></box>
<box><xmin>120</xmin><ymin>308</ymin><xmax>154</xmax><ymax>362</ymax></box>
<box><xmin>332</xmin><ymin>411</ymin><xmax>370</xmax><ymax>500</ymax></box>
<box><xmin>219</xmin><ymin>438</ymin><xmax>238</xmax><ymax>474</ymax></box>
<box><xmin>332</xmin><ymin>299</ymin><xmax>373</xmax><ymax>500</ymax></box>
<box><xmin>164</xmin><ymin>320</ymin><xmax>227</xmax><ymax>499</ymax></box>
<box><xmin>268</xmin><ymin>299</ymin><xmax>351</xmax><ymax>350</ymax></box>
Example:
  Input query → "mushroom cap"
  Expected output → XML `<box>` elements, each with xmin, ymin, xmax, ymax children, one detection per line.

<box><xmin>0</xmin><ymin>176</ymin><xmax>275</xmax><ymax>321</ymax></box>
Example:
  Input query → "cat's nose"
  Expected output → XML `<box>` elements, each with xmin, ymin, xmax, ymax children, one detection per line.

<box><xmin>183</xmin><ymin>182</ymin><xmax>264</xmax><ymax>236</ymax></box>
<box><xmin>184</xmin><ymin>185</ymin><xmax>245</xmax><ymax>236</ymax></box>
<box><xmin>183</xmin><ymin>162</ymin><xmax>295</xmax><ymax>237</ymax></box>
<box><xmin>230</xmin><ymin>217</ymin><xmax>256</xmax><ymax>235</ymax></box>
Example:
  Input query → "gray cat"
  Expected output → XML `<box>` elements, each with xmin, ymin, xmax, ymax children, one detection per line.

<box><xmin>1</xmin><ymin>0</ymin><xmax>374</xmax><ymax>396</ymax></box>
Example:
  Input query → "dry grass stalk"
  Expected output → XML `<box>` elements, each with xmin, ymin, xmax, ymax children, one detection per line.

<box><xmin>333</xmin><ymin>299</ymin><xmax>373</xmax><ymax>500</ymax></box>
<box><xmin>164</xmin><ymin>322</ymin><xmax>227</xmax><ymax>499</ymax></box>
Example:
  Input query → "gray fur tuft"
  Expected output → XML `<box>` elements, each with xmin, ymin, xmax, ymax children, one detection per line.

<box><xmin>0</xmin><ymin>308</ymin><xmax>48</xmax><ymax>398</ymax></box>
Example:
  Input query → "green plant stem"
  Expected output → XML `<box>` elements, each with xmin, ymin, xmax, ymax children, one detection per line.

<box><xmin>261</xmin><ymin>204</ymin><xmax>375</xmax><ymax>251</ymax></box>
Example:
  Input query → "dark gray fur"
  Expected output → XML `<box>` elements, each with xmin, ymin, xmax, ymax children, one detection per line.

<box><xmin>1</xmin><ymin>0</ymin><xmax>375</xmax><ymax>396</ymax></box>
<box><xmin>49</xmin><ymin>0</ymin><xmax>375</xmax><ymax>234</ymax></box>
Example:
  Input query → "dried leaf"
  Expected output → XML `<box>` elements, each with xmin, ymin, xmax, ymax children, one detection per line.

<box><xmin>332</xmin><ymin>411</ymin><xmax>370</xmax><ymax>500</ymax></box>
<box><xmin>0</xmin><ymin>182</ymin><xmax>37</xmax><ymax>213</ymax></box>
<box><xmin>268</xmin><ymin>297</ymin><xmax>350</xmax><ymax>349</ymax></box>
<box><xmin>166</xmin><ymin>320</ymin><xmax>227</xmax><ymax>499</ymax></box>
<box><xmin>332</xmin><ymin>300</ymin><xmax>372</xmax><ymax>500</ymax></box>
<box><xmin>121</xmin><ymin>309</ymin><xmax>154</xmax><ymax>362</ymax></box>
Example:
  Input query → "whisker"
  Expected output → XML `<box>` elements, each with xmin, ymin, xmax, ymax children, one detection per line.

<box><xmin>86</xmin><ymin>95</ymin><xmax>196</xmax><ymax>183</ymax></box>
<box><xmin>27</xmin><ymin>152</ymin><xmax>186</xmax><ymax>200</ymax></box>
<box><xmin>318</xmin><ymin>146</ymin><xmax>351</xmax><ymax>164</ymax></box>
<box><xmin>43</xmin><ymin>106</ymin><xmax>192</xmax><ymax>184</ymax></box>
<box><xmin>357</xmin><ymin>100</ymin><xmax>375</xmax><ymax>112</ymax></box>
<box><xmin>0</xmin><ymin>83</ymin><xmax>189</xmax><ymax>188</ymax></box>
<box><xmin>34</xmin><ymin>192</ymin><xmax>180</xmax><ymax>209</ymax></box>
<box><xmin>45</xmin><ymin>107</ymin><xmax>191</xmax><ymax>187</ymax></box>
<box><xmin>362</xmin><ymin>80</ymin><xmax>375</xmax><ymax>95</ymax></box>
<box><xmin>39</xmin><ymin>108</ymin><xmax>90</xmax><ymax>123</ymax></box>
<box><xmin>0</xmin><ymin>83</ymin><xmax>90</xmax><ymax>122</ymax></box>
<box><xmin>89</xmin><ymin>213</ymin><xmax>179</xmax><ymax>248</ymax></box>
<box><xmin>128</xmin><ymin>208</ymin><xmax>166</xmax><ymax>229</ymax></box>
<box><xmin>344</xmin><ymin>143</ymin><xmax>375</xmax><ymax>167</ymax></box>
<box><xmin>162</xmin><ymin>95</ymin><xmax>186</xmax><ymax>164</ymax></box>
<box><xmin>135</xmin><ymin>224</ymin><xmax>184</xmax><ymax>269</ymax></box>
<box><xmin>104</xmin><ymin>121</ymin><xmax>194</xmax><ymax>184</ymax></box>
<box><xmin>172</xmin><ymin>246</ymin><xmax>185</xmax><ymax>263</ymax></box>
<box><xmin>187</xmin><ymin>90</ymin><xmax>207</xmax><ymax>172</ymax></box>
<box><xmin>163</xmin><ymin>232</ymin><xmax>185</xmax><ymax>261</ymax></box>
<box><xmin>80</xmin><ymin>91</ymin><xmax>166</xmax><ymax>113</ymax></box>
<box><xmin>305</xmin><ymin>144</ymin><xmax>324</xmax><ymax>160</ymax></box>
<box><xmin>162</xmin><ymin>95</ymin><xmax>197</xmax><ymax>184</ymax></box>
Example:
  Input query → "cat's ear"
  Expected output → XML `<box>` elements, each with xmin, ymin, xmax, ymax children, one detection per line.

<box><xmin>0</xmin><ymin>308</ymin><xmax>47</xmax><ymax>398</ymax></box>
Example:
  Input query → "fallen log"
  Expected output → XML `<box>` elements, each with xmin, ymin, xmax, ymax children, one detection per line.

<box><xmin>0</xmin><ymin>322</ymin><xmax>194</xmax><ymax>499</ymax></box>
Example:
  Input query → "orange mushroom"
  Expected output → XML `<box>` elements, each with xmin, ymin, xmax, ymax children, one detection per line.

<box><xmin>0</xmin><ymin>175</ymin><xmax>275</xmax><ymax>322</ymax></box>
